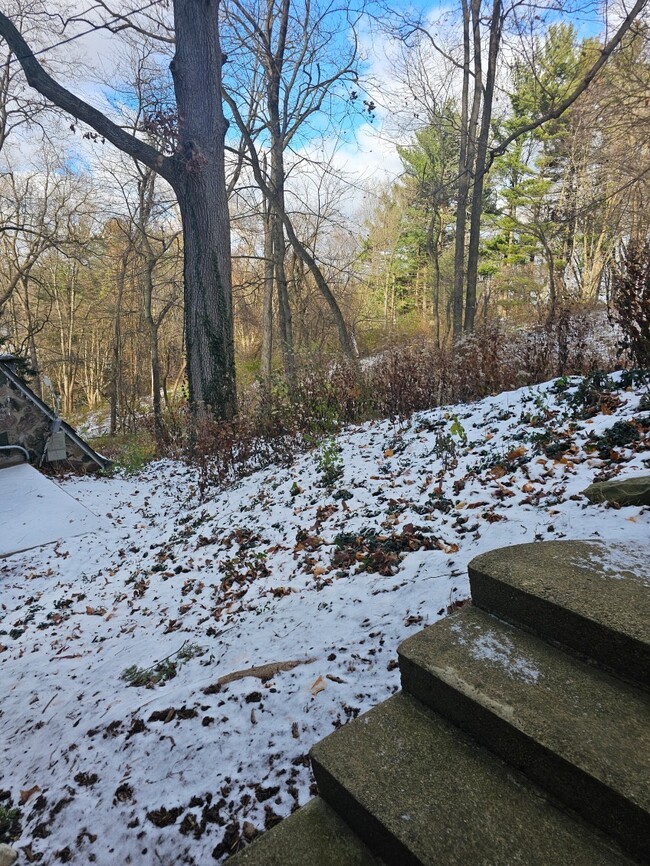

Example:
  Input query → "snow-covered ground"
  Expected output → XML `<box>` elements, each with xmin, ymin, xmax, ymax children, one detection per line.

<box><xmin>1</xmin><ymin>372</ymin><xmax>649</xmax><ymax>865</ymax></box>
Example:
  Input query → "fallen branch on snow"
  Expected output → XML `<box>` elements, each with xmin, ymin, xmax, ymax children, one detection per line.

<box><xmin>202</xmin><ymin>658</ymin><xmax>315</xmax><ymax>694</ymax></box>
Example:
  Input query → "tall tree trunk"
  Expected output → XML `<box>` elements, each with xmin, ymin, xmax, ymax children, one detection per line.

<box><xmin>266</xmin><ymin>0</ymin><xmax>296</xmax><ymax>386</ymax></box>
<box><xmin>260</xmin><ymin>200</ymin><xmax>274</xmax><ymax>381</ymax></box>
<box><xmin>274</xmin><ymin>217</ymin><xmax>296</xmax><ymax>386</ymax></box>
<box><xmin>170</xmin><ymin>0</ymin><xmax>236</xmax><ymax>419</ymax></box>
<box><xmin>0</xmin><ymin>6</ymin><xmax>237</xmax><ymax>419</ymax></box>
<box><xmin>464</xmin><ymin>0</ymin><xmax>503</xmax><ymax>333</ymax></box>
<box><xmin>452</xmin><ymin>0</ymin><xmax>482</xmax><ymax>338</ymax></box>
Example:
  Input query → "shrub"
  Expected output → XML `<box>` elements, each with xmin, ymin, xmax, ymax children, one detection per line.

<box><xmin>148</xmin><ymin>308</ymin><xmax>620</xmax><ymax>493</ymax></box>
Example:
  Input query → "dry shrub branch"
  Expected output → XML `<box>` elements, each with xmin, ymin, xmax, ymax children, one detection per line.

<box><xmin>157</xmin><ymin>308</ymin><xmax>620</xmax><ymax>492</ymax></box>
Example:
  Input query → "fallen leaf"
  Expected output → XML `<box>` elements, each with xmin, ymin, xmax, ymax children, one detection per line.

<box><xmin>20</xmin><ymin>785</ymin><xmax>41</xmax><ymax>804</ymax></box>
<box><xmin>310</xmin><ymin>675</ymin><xmax>326</xmax><ymax>696</ymax></box>
<box><xmin>383</xmin><ymin>449</ymin><xmax>394</xmax><ymax>458</ymax></box>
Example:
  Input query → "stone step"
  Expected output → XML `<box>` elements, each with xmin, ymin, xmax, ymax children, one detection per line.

<box><xmin>228</xmin><ymin>797</ymin><xmax>383</xmax><ymax>865</ymax></box>
<box><xmin>468</xmin><ymin>540</ymin><xmax>650</xmax><ymax>688</ymax></box>
<box><xmin>398</xmin><ymin>605</ymin><xmax>650</xmax><ymax>862</ymax></box>
<box><xmin>310</xmin><ymin>693</ymin><xmax>636</xmax><ymax>866</ymax></box>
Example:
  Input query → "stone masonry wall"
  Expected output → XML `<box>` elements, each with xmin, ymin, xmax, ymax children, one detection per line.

<box><xmin>0</xmin><ymin>370</ymin><xmax>100</xmax><ymax>472</ymax></box>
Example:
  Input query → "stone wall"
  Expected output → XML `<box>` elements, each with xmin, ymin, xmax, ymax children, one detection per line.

<box><xmin>0</xmin><ymin>369</ymin><xmax>103</xmax><ymax>473</ymax></box>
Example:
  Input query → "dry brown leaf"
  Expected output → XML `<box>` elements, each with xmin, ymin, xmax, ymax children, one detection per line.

<box><xmin>487</xmin><ymin>465</ymin><xmax>506</xmax><ymax>480</ymax></box>
<box><xmin>20</xmin><ymin>785</ymin><xmax>41</xmax><ymax>804</ymax></box>
<box><xmin>383</xmin><ymin>449</ymin><xmax>394</xmax><ymax>458</ymax></box>
<box><xmin>506</xmin><ymin>446</ymin><xmax>527</xmax><ymax>461</ymax></box>
<box><xmin>521</xmin><ymin>482</ymin><xmax>535</xmax><ymax>493</ymax></box>
<box><xmin>310</xmin><ymin>675</ymin><xmax>326</xmax><ymax>696</ymax></box>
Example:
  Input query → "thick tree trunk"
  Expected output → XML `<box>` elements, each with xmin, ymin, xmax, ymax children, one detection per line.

<box><xmin>0</xmin><ymin>7</ymin><xmax>238</xmax><ymax>420</ymax></box>
<box><xmin>174</xmin><ymin>181</ymin><xmax>236</xmax><ymax>418</ymax></box>
<box><xmin>170</xmin><ymin>0</ymin><xmax>236</xmax><ymax>419</ymax></box>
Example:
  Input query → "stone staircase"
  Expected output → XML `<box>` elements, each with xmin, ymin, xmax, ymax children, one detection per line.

<box><xmin>230</xmin><ymin>540</ymin><xmax>650</xmax><ymax>865</ymax></box>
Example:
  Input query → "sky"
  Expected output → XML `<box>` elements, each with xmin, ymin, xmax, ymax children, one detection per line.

<box><xmin>0</xmin><ymin>0</ymin><xmax>632</xmax><ymax>226</ymax></box>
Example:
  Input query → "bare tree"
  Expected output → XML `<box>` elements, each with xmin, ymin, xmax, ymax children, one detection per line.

<box><xmin>384</xmin><ymin>0</ymin><xmax>649</xmax><ymax>335</ymax></box>
<box><xmin>222</xmin><ymin>0</ymin><xmax>361</xmax><ymax>370</ymax></box>
<box><xmin>0</xmin><ymin>1</ymin><xmax>236</xmax><ymax>418</ymax></box>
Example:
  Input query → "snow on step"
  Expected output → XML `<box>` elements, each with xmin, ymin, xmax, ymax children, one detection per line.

<box><xmin>399</xmin><ymin>605</ymin><xmax>650</xmax><ymax>861</ymax></box>
<box><xmin>468</xmin><ymin>540</ymin><xmax>650</xmax><ymax>687</ymax></box>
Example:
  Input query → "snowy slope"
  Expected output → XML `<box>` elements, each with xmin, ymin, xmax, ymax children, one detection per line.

<box><xmin>1</xmin><ymin>372</ymin><xmax>649</xmax><ymax>865</ymax></box>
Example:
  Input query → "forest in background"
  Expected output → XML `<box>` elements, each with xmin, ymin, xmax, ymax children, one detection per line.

<box><xmin>0</xmin><ymin>0</ymin><xmax>649</xmax><ymax>449</ymax></box>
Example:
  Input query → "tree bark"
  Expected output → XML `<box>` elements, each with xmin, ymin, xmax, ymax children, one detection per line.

<box><xmin>169</xmin><ymin>0</ymin><xmax>236</xmax><ymax>418</ymax></box>
<box><xmin>464</xmin><ymin>0</ymin><xmax>502</xmax><ymax>333</ymax></box>
<box><xmin>452</xmin><ymin>0</ymin><xmax>481</xmax><ymax>338</ymax></box>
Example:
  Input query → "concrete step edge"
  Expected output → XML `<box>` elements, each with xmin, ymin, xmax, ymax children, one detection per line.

<box><xmin>468</xmin><ymin>541</ymin><xmax>650</xmax><ymax>688</ymax></box>
<box><xmin>398</xmin><ymin>606</ymin><xmax>650</xmax><ymax>862</ymax></box>
<box><xmin>310</xmin><ymin>693</ymin><xmax>636</xmax><ymax>866</ymax></box>
<box><xmin>227</xmin><ymin>797</ymin><xmax>383</xmax><ymax>865</ymax></box>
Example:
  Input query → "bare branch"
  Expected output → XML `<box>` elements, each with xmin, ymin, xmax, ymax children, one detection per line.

<box><xmin>487</xmin><ymin>0</ymin><xmax>649</xmax><ymax>170</ymax></box>
<box><xmin>0</xmin><ymin>11</ymin><xmax>174</xmax><ymax>183</ymax></box>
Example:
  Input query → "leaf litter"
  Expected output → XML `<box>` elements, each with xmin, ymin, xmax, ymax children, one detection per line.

<box><xmin>1</xmin><ymin>371</ymin><xmax>649</xmax><ymax>863</ymax></box>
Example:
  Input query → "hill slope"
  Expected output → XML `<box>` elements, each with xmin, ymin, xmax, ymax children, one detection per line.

<box><xmin>1</xmin><ymin>371</ymin><xmax>649</xmax><ymax>864</ymax></box>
